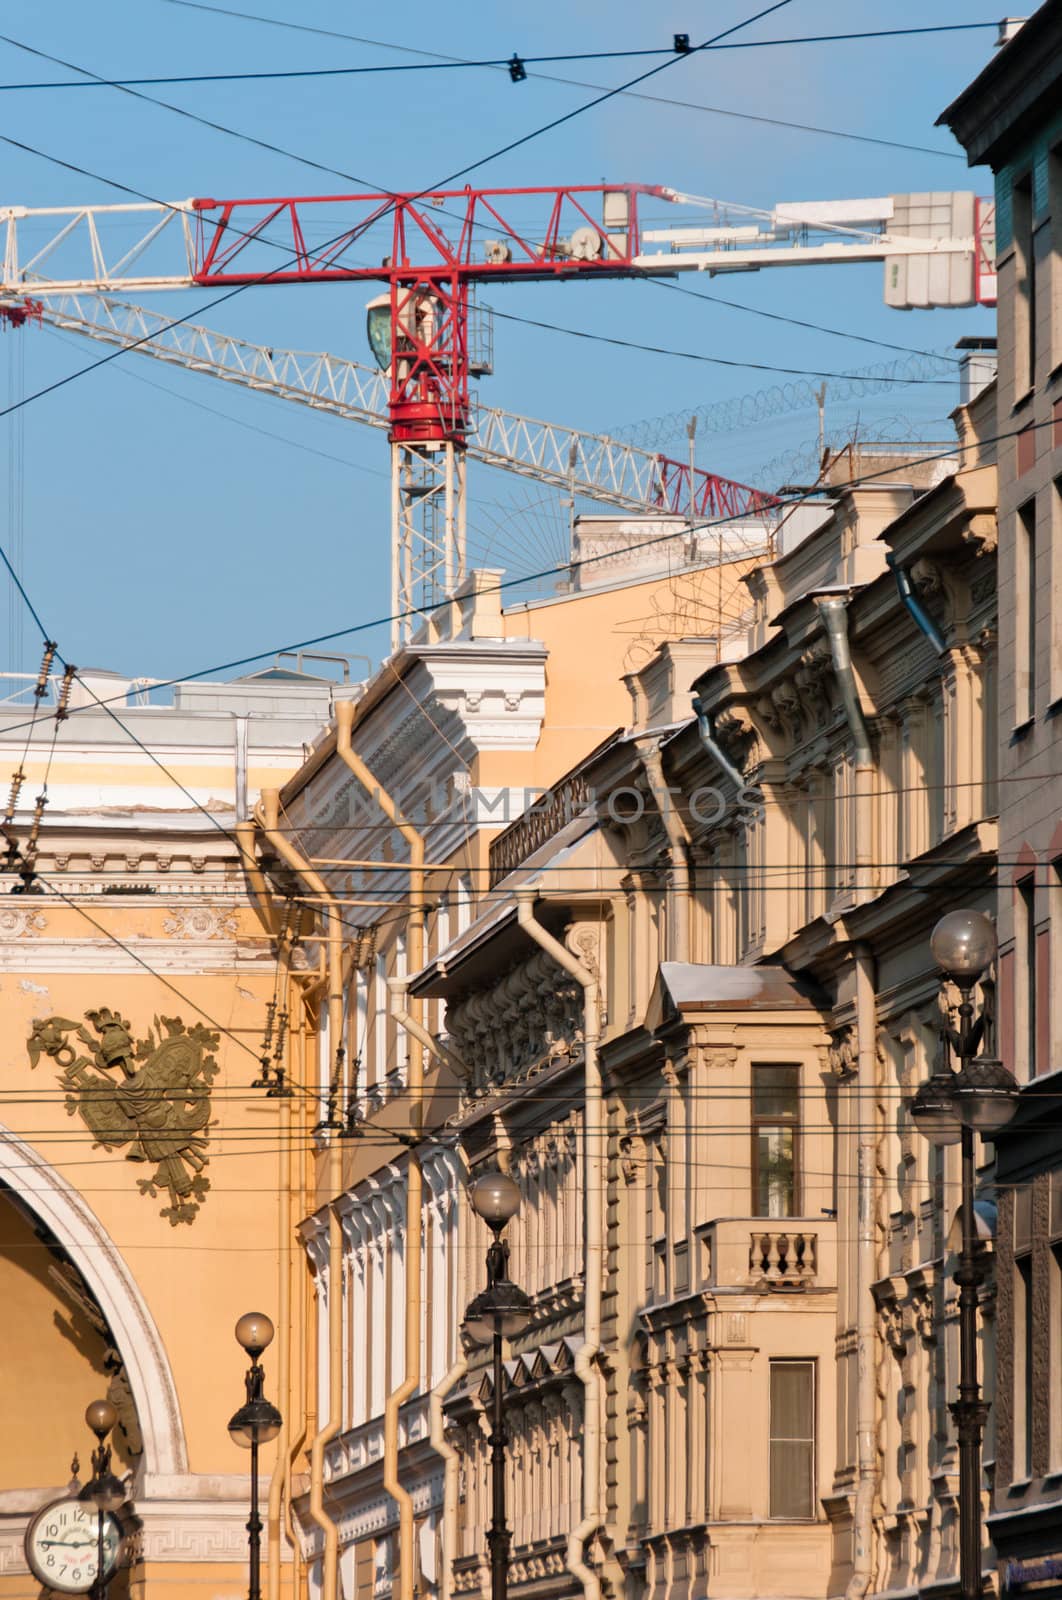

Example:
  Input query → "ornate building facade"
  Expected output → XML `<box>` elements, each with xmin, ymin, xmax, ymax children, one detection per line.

<box><xmin>941</xmin><ymin>7</ymin><xmax>1062</xmax><ymax>1596</ymax></box>
<box><xmin>236</xmin><ymin>362</ymin><xmax>1007</xmax><ymax>1600</ymax></box>
<box><xmin>0</xmin><ymin>667</ymin><xmax>339</xmax><ymax>1597</ymax></box>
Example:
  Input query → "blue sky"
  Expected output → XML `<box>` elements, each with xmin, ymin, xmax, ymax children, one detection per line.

<box><xmin>0</xmin><ymin>0</ymin><xmax>997</xmax><ymax>684</ymax></box>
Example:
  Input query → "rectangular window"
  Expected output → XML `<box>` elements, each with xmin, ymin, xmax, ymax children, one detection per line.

<box><xmin>1015</xmin><ymin>1252</ymin><xmax>1034</xmax><ymax>1480</ymax></box>
<box><xmin>769</xmin><ymin>1360</ymin><xmax>815</xmax><ymax>1518</ymax></box>
<box><xmin>752</xmin><ymin>1065</ymin><xmax>800</xmax><ymax>1217</ymax></box>
<box><xmin>1050</xmin><ymin>1238</ymin><xmax>1062</xmax><ymax>1472</ymax></box>
<box><xmin>1019</xmin><ymin>877</ymin><xmax>1038</xmax><ymax>1078</ymax></box>
<box><xmin>1016</xmin><ymin>500</ymin><xmax>1037</xmax><ymax>724</ymax></box>
<box><xmin>1012</xmin><ymin>172</ymin><xmax>1036</xmax><ymax>395</ymax></box>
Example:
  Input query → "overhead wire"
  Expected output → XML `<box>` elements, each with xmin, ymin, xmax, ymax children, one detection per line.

<box><xmin>158</xmin><ymin>0</ymin><xmax>972</xmax><ymax>162</ymax></box>
<box><xmin>0</xmin><ymin>20</ymin><xmax>1003</xmax><ymax>93</ymax></box>
<box><xmin>0</xmin><ymin>414</ymin><xmax>1049</xmax><ymax>738</ymax></box>
<box><xmin>486</xmin><ymin>306</ymin><xmax>956</xmax><ymax>383</ymax></box>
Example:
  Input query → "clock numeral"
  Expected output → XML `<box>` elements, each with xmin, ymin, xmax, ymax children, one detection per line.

<box><xmin>45</xmin><ymin>1555</ymin><xmax>55</xmax><ymax>1569</ymax></box>
<box><xmin>72</xmin><ymin>1568</ymin><xmax>82</xmax><ymax>1581</ymax></box>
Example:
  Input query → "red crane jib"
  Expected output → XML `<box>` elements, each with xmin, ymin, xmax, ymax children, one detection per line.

<box><xmin>191</xmin><ymin>184</ymin><xmax>668</xmax><ymax>447</ymax></box>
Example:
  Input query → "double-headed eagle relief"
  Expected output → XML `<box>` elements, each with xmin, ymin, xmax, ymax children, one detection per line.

<box><xmin>28</xmin><ymin>1008</ymin><xmax>219</xmax><ymax>1225</ymax></box>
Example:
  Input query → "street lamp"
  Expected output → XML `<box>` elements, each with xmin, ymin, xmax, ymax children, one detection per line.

<box><xmin>79</xmin><ymin>1400</ymin><xmax>126</xmax><ymax>1600</ymax></box>
<box><xmin>464</xmin><ymin>1171</ymin><xmax>532</xmax><ymax>1600</ymax></box>
<box><xmin>911</xmin><ymin>909</ymin><xmax>1019</xmax><ymax>1600</ymax></box>
<box><xmin>228</xmin><ymin>1312</ymin><xmax>283</xmax><ymax>1600</ymax></box>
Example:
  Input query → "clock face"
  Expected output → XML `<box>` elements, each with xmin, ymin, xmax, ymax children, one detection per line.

<box><xmin>25</xmin><ymin>1498</ymin><xmax>122</xmax><ymax>1593</ymax></box>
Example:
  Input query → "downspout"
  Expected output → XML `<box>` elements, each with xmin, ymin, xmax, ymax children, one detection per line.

<box><xmin>237</xmin><ymin>818</ymin><xmax>279</xmax><ymax>938</ymax></box>
<box><xmin>257</xmin><ymin>791</ymin><xmax>344</xmax><ymax>1600</ymax></box>
<box><xmin>389</xmin><ymin>977</ymin><xmax>471</xmax><ymax>1085</ymax></box>
<box><xmin>637</xmin><ymin>739</ymin><xmax>690</xmax><ymax>963</ymax></box>
<box><xmin>815</xmin><ymin>595</ymin><xmax>873</xmax><ymax>889</ymax></box>
<box><xmin>515</xmin><ymin>890</ymin><xmax>602</xmax><ymax>1600</ymax></box>
<box><xmin>334</xmin><ymin>699</ymin><xmax>424</xmax><ymax>1600</ymax></box>
<box><xmin>268</xmin><ymin>944</ymin><xmax>294</xmax><ymax>1600</ymax></box>
<box><xmin>283</xmin><ymin>990</ymin><xmax>311</xmax><ymax>1600</ymax></box>
<box><xmin>813</xmin><ymin>595</ymin><xmax>879</xmax><ymax>1599</ymax></box>
<box><xmin>691</xmin><ymin>695</ymin><xmax>749</xmax><ymax>794</ymax></box>
<box><xmin>388</xmin><ymin>983</ymin><xmax>472</xmax><ymax>1600</ymax></box>
<box><xmin>235</xmin><ymin>712</ymin><xmax>250</xmax><ymax>821</ymax></box>
<box><xmin>885</xmin><ymin>553</ymin><xmax>947</xmax><ymax>656</ymax></box>
<box><xmin>430</xmin><ymin>1356</ymin><xmax>468</xmax><ymax>1600</ymax></box>
<box><xmin>848</xmin><ymin>944</ymin><xmax>879</xmax><ymax>1600</ymax></box>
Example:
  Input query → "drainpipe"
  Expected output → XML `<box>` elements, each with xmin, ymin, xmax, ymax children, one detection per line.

<box><xmin>814</xmin><ymin>595</ymin><xmax>873</xmax><ymax>893</ymax></box>
<box><xmin>389</xmin><ymin>977</ymin><xmax>471</xmax><ymax>1085</ymax></box>
<box><xmin>637</xmin><ymin>739</ymin><xmax>690</xmax><ymax>963</ymax></box>
<box><xmin>691</xmin><ymin>695</ymin><xmax>749</xmax><ymax>794</ymax></box>
<box><xmin>885</xmin><ymin>553</ymin><xmax>947</xmax><ymax>656</ymax></box>
<box><xmin>235</xmin><ymin>712</ymin><xmax>250</xmax><ymax>821</ymax></box>
<box><xmin>334</xmin><ymin>699</ymin><xmax>424</xmax><ymax>1600</ymax></box>
<box><xmin>256</xmin><ymin>791</ymin><xmax>345</xmax><ymax>1600</ymax></box>
<box><xmin>430</xmin><ymin>1356</ymin><xmax>469</xmax><ymax>1600</ymax></box>
<box><xmin>388</xmin><ymin>981</ymin><xmax>473</xmax><ymax>1600</ymax></box>
<box><xmin>812</xmin><ymin>595</ymin><xmax>879</xmax><ymax>1598</ymax></box>
<box><xmin>237</xmin><ymin>819</ymin><xmax>279</xmax><ymax>939</ymax></box>
<box><xmin>848</xmin><ymin>943</ymin><xmax>879</xmax><ymax>1600</ymax></box>
<box><xmin>281</xmin><ymin>991</ymin><xmax>311</xmax><ymax>1600</ymax></box>
<box><xmin>514</xmin><ymin>889</ymin><xmax>602</xmax><ymax>1600</ymax></box>
<box><xmin>266</xmin><ymin>927</ymin><xmax>295</xmax><ymax>1600</ymax></box>
<box><xmin>389</xmin><ymin>986</ymin><xmax>472</xmax><ymax>1600</ymax></box>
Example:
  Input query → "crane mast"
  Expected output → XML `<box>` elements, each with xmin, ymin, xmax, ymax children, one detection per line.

<box><xmin>1</xmin><ymin>181</ymin><xmax>994</xmax><ymax>643</ymax></box>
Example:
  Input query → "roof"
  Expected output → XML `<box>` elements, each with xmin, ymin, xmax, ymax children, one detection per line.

<box><xmin>937</xmin><ymin>1</ymin><xmax>1062</xmax><ymax>166</ymax></box>
<box><xmin>646</xmin><ymin>961</ymin><xmax>829</xmax><ymax>1031</ymax></box>
<box><xmin>410</xmin><ymin>813</ymin><xmax>600</xmax><ymax>998</ymax></box>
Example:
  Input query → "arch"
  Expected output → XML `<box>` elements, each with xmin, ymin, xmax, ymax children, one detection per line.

<box><xmin>0</xmin><ymin>1126</ymin><xmax>188</xmax><ymax>1477</ymax></box>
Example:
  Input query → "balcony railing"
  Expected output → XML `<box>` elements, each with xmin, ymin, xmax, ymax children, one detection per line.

<box><xmin>748</xmin><ymin>1228</ymin><xmax>818</xmax><ymax>1286</ymax></box>
<box><xmin>688</xmin><ymin>1218</ymin><xmax>836</xmax><ymax>1293</ymax></box>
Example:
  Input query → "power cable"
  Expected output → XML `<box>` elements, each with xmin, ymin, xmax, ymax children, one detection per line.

<box><xmin>407</xmin><ymin>2</ymin><xmax>801</xmax><ymax>189</ymax></box>
<box><xmin>0</xmin><ymin>416</ymin><xmax>1050</xmax><ymax>735</ymax></box>
<box><xmin>0</xmin><ymin>20</ymin><xmax>1002</xmax><ymax>93</ymax></box>
<box><xmin>486</xmin><ymin>306</ymin><xmax>955</xmax><ymax>384</ymax></box>
<box><xmin>159</xmin><ymin>0</ymin><xmax>971</xmax><ymax>162</ymax></box>
<box><xmin>643</xmin><ymin>278</ymin><xmax>965</xmax><ymax>367</ymax></box>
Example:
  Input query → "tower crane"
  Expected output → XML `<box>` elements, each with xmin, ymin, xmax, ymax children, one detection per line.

<box><xmin>1</xmin><ymin>182</ymin><xmax>995</xmax><ymax>642</ymax></box>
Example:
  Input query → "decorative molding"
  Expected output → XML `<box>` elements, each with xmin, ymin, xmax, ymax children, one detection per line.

<box><xmin>28</xmin><ymin>1010</ymin><xmax>219</xmax><ymax>1225</ymax></box>
<box><xmin>0</xmin><ymin>906</ymin><xmax>46</xmax><ymax>937</ymax></box>
<box><xmin>162</xmin><ymin>906</ymin><xmax>238</xmax><ymax>940</ymax></box>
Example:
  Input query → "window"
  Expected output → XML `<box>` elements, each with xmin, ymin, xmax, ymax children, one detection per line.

<box><xmin>1050</xmin><ymin>1172</ymin><xmax>1062</xmax><ymax>1471</ymax></box>
<box><xmin>1014</xmin><ymin>1185</ymin><xmax>1033</xmax><ymax>1481</ymax></box>
<box><xmin>769</xmin><ymin>1360</ymin><xmax>816</xmax><ymax>1518</ymax></box>
<box><xmin>1018</xmin><ymin>876</ymin><xmax>1038</xmax><ymax>1078</ymax></box>
<box><xmin>1016</xmin><ymin>500</ymin><xmax>1038</xmax><ymax>724</ymax></box>
<box><xmin>1012</xmin><ymin>172</ymin><xmax>1036</xmax><ymax>395</ymax></box>
<box><xmin>1015</xmin><ymin>1253</ymin><xmax>1034</xmax><ymax>1480</ymax></box>
<box><xmin>752</xmin><ymin>1065</ymin><xmax>800</xmax><ymax>1217</ymax></box>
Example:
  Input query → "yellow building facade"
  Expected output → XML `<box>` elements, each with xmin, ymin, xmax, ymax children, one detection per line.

<box><xmin>2</xmin><ymin>378</ymin><xmax>1004</xmax><ymax>1600</ymax></box>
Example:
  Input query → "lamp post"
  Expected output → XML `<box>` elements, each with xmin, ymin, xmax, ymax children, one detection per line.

<box><xmin>79</xmin><ymin>1400</ymin><xmax>126</xmax><ymax>1600</ymax></box>
<box><xmin>228</xmin><ymin>1312</ymin><xmax>283</xmax><ymax>1600</ymax></box>
<box><xmin>911</xmin><ymin>910</ymin><xmax>1019</xmax><ymax>1600</ymax></box>
<box><xmin>463</xmin><ymin>1172</ymin><xmax>532</xmax><ymax>1600</ymax></box>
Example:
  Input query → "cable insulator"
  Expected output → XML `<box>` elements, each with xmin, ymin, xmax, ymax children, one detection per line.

<box><xmin>260</xmin><ymin>998</ymin><xmax>277</xmax><ymax>1055</ymax></box>
<box><xmin>55</xmin><ymin>664</ymin><xmax>76</xmax><ymax>721</ymax></box>
<box><xmin>266</xmin><ymin>1067</ymin><xmax>294</xmax><ymax>1099</ymax></box>
<box><xmin>3</xmin><ymin>767</ymin><xmax>26</xmax><ymax>827</ymax></box>
<box><xmin>33</xmin><ymin>642</ymin><xmax>57</xmax><ymax>702</ymax></box>
<box><xmin>273</xmin><ymin>1008</ymin><xmax>289</xmax><ymax>1065</ymax></box>
<box><xmin>250</xmin><ymin>1056</ymin><xmax>274</xmax><ymax>1091</ymax></box>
